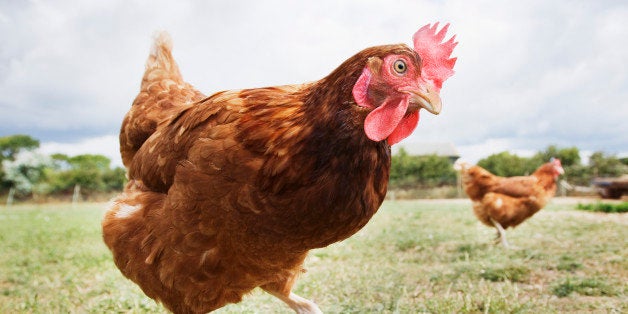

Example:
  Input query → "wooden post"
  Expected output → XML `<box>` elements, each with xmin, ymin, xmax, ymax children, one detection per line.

<box><xmin>457</xmin><ymin>172</ymin><xmax>463</xmax><ymax>198</ymax></box>
<box><xmin>72</xmin><ymin>184</ymin><xmax>81</xmax><ymax>205</ymax></box>
<box><xmin>6</xmin><ymin>187</ymin><xmax>15</xmax><ymax>207</ymax></box>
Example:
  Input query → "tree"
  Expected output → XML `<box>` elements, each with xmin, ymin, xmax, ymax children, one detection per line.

<box><xmin>390</xmin><ymin>148</ymin><xmax>456</xmax><ymax>188</ymax></box>
<box><xmin>588</xmin><ymin>151</ymin><xmax>628</xmax><ymax>178</ymax></box>
<box><xmin>477</xmin><ymin>152</ymin><xmax>529</xmax><ymax>177</ymax></box>
<box><xmin>564</xmin><ymin>163</ymin><xmax>592</xmax><ymax>186</ymax></box>
<box><xmin>527</xmin><ymin>145</ymin><xmax>584</xmax><ymax>185</ymax></box>
<box><xmin>477</xmin><ymin>146</ymin><xmax>589</xmax><ymax>184</ymax></box>
<box><xmin>414</xmin><ymin>154</ymin><xmax>457</xmax><ymax>187</ymax></box>
<box><xmin>1</xmin><ymin>134</ymin><xmax>41</xmax><ymax>190</ymax></box>
<box><xmin>2</xmin><ymin>151</ymin><xmax>51</xmax><ymax>197</ymax></box>
<box><xmin>0</xmin><ymin>134</ymin><xmax>40</xmax><ymax>160</ymax></box>
<box><xmin>390</xmin><ymin>147</ymin><xmax>413</xmax><ymax>185</ymax></box>
<box><xmin>103</xmin><ymin>166</ymin><xmax>127</xmax><ymax>191</ymax></box>
<box><xmin>531</xmin><ymin>145</ymin><xmax>580</xmax><ymax>168</ymax></box>
<box><xmin>45</xmin><ymin>154</ymin><xmax>127</xmax><ymax>196</ymax></box>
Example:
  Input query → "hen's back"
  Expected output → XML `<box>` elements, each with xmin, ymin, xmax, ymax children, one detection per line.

<box><xmin>119</xmin><ymin>32</ymin><xmax>205</xmax><ymax>167</ymax></box>
<box><xmin>461</xmin><ymin>165</ymin><xmax>497</xmax><ymax>201</ymax></box>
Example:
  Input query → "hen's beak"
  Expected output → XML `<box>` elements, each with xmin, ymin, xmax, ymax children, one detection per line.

<box><xmin>403</xmin><ymin>85</ymin><xmax>442</xmax><ymax>115</ymax></box>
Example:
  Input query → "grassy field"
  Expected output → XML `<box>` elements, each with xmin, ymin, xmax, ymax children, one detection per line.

<box><xmin>0</xmin><ymin>199</ymin><xmax>626</xmax><ymax>313</ymax></box>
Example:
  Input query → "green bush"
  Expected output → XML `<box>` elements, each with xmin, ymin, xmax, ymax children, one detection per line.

<box><xmin>42</xmin><ymin>154</ymin><xmax>127</xmax><ymax>196</ymax></box>
<box><xmin>390</xmin><ymin>149</ymin><xmax>456</xmax><ymax>189</ymax></box>
<box><xmin>477</xmin><ymin>145</ymin><xmax>627</xmax><ymax>187</ymax></box>
<box><xmin>576</xmin><ymin>202</ymin><xmax>628</xmax><ymax>213</ymax></box>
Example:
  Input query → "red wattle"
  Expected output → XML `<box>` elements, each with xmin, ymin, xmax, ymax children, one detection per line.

<box><xmin>363</xmin><ymin>96</ymin><xmax>409</xmax><ymax>142</ymax></box>
<box><xmin>387</xmin><ymin>111</ymin><xmax>419</xmax><ymax>145</ymax></box>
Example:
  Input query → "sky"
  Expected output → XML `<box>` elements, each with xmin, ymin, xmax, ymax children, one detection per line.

<box><xmin>1</xmin><ymin>0</ymin><xmax>627</xmax><ymax>166</ymax></box>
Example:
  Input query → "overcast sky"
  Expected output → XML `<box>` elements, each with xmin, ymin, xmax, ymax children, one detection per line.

<box><xmin>1</xmin><ymin>0</ymin><xmax>627</xmax><ymax>166</ymax></box>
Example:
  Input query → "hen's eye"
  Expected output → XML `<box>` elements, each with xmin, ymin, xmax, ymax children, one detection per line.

<box><xmin>393</xmin><ymin>59</ymin><xmax>407</xmax><ymax>74</ymax></box>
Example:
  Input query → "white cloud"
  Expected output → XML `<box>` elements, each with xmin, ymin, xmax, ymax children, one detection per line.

<box><xmin>1</xmin><ymin>0</ymin><xmax>627</xmax><ymax>164</ymax></box>
<box><xmin>456</xmin><ymin>138</ymin><xmax>536</xmax><ymax>164</ymax></box>
<box><xmin>39</xmin><ymin>135</ymin><xmax>122</xmax><ymax>167</ymax></box>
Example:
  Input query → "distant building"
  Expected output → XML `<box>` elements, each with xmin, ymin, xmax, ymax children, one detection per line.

<box><xmin>392</xmin><ymin>142</ymin><xmax>460</xmax><ymax>163</ymax></box>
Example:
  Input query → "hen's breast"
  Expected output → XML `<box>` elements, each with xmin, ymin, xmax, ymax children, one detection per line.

<box><xmin>232</xmin><ymin>95</ymin><xmax>392</xmax><ymax>251</ymax></box>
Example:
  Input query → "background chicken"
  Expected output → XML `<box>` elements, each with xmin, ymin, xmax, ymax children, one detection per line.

<box><xmin>102</xmin><ymin>23</ymin><xmax>457</xmax><ymax>313</ymax></box>
<box><xmin>457</xmin><ymin>159</ymin><xmax>564</xmax><ymax>248</ymax></box>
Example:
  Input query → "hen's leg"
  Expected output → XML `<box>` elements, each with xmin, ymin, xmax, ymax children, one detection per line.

<box><xmin>489</xmin><ymin>218</ymin><xmax>510</xmax><ymax>248</ymax></box>
<box><xmin>261</xmin><ymin>277</ymin><xmax>322</xmax><ymax>314</ymax></box>
<box><xmin>493</xmin><ymin>230</ymin><xmax>502</xmax><ymax>244</ymax></box>
<box><xmin>266</xmin><ymin>290</ymin><xmax>323</xmax><ymax>314</ymax></box>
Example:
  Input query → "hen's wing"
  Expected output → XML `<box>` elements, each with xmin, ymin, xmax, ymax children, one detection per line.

<box><xmin>492</xmin><ymin>176</ymin><xmax>540</xmax><ymax>198</ymax></box>
<box><xmin>120</xmin><ymin>32</ymin><xmax>205</xmax><ymax>167</ymax></box>
<box><xmin>106</xmin><ymin>89</ymin><xmax>310</xmax><ymax>312</ymax></box>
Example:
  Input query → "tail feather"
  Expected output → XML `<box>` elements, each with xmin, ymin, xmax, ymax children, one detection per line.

<box><xmin>119</xmin><ymin>32</ymin><xmax>205</xmax><ymax>167</ymax></box>
<box><xmin>143</xmin><ymin>32</ymin><xmax>183</xmax><ymax>85</ymax></box>
<box><xmin>151</xmin><ymin>31</ymin><xmax>173</xmax><ymax>60</ymax></box>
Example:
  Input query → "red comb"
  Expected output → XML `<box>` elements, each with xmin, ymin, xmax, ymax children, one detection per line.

<box><xmin>413</xmin><ymin>22</ymin><xmax>458</xmax><ymax>90</ymax></box>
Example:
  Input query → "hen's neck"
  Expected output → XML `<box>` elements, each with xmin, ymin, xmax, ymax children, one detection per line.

<box><xmin>533</xmin><ymin>165</ymin><xmax>559</xmax><ymax>192</ymax></box>
<box><xmin>238</xmin><ymin>84</ymin><xmax>390</xmax><ymax>252</ymax></box>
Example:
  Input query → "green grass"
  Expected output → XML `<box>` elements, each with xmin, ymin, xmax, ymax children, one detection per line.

<box><xmin>552</xmin><ymin>277</ymin><xmax>618</xmax><ymax>298</ymax></box>
<box><xmin>0</xmin><ymin>200</ymin><xmax>626</xmax><ymax>313</ymax></box>
<box><xmin>577</xmin><ymin>202</ymin><xmax>628</xmax><ymax>213</ymax></box>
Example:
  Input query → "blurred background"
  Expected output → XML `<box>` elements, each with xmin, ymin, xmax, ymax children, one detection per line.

<box><xmin>1</xmin><ymin>3</ymin><xmax>626</xmax><ymax>313</ymax></box>
<box><xmin>1</xmin><ymin>0</ymin><xmax>626</xmax><ymax>202</ymax></box>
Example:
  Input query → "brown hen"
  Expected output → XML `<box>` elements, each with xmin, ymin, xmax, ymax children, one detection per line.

<box><xmin>103</xmin><ymin>23</ymin><xmax>456</xmax><ymax>313</ymax></box>
<box><xmin>458</xmin><ymin>159</ymin><xmax>564</xmax><ymax>248</ymax></box>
